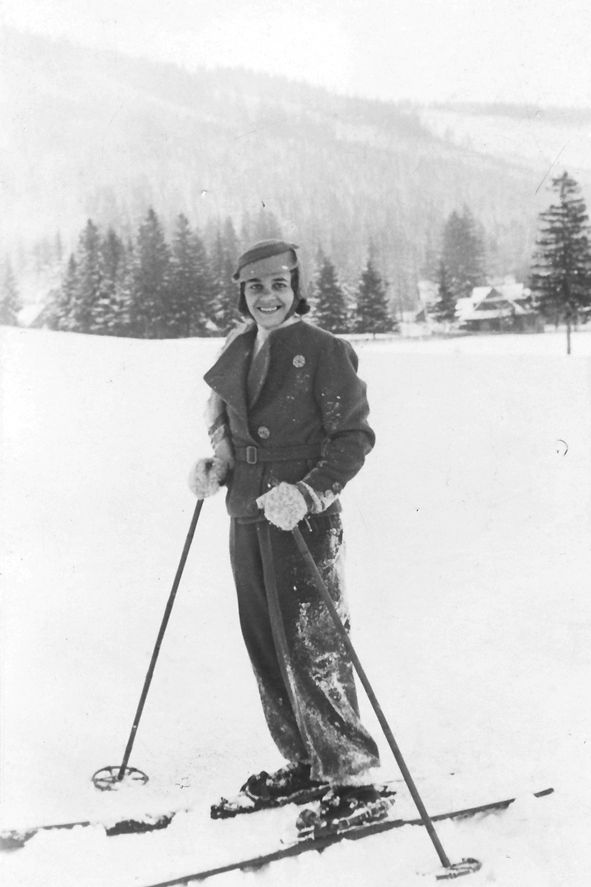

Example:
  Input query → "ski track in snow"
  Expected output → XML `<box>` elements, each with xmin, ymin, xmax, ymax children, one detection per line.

<box><xmin>1</xmin><ymin>325</ymin><xmax>591</xmax><ymax>886</ymax></box>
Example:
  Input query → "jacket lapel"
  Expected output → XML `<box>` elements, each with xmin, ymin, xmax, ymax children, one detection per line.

<box><xmin>203</xmin><ymin>326</ymin><xmax>255</xmax><ymax>420</ymax></box>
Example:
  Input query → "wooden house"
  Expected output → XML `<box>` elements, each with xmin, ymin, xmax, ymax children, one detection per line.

<box><xmin>458</xmin><ymin>284</ymin><xmax>543</xmax><ymax>333</ymax></box>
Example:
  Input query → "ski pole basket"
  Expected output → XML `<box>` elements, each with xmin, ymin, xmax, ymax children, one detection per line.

<box><xmin>92</xmin><ymin>765</ymin><xmax>149</xmax><ymax>791</ymax></box>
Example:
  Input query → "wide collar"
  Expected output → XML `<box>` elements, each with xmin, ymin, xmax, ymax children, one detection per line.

<box><xmin>203</xmin><ymin>320</ymin><xmax>303</xmax><ymax>419</ymax></box>
<box><xmin>203</xmin><ymin>324</ymin><xmax>255</xmax><ymax>420</ymax></box>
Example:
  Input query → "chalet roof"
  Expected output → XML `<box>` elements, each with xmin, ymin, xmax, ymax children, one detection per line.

<box><xmin>471</xmin><ymin>282</ymin><xmax>528</xmax><ymax>302</ymax></box>
<box><xmin>458</xmin><ymin>281</ymin><xmax>535</xmax><ymax>322</ymax></box>
<box><xmin>461</xmin><ymin>299</ymin><xmax>535</xmax><ymax>322</ymax></box>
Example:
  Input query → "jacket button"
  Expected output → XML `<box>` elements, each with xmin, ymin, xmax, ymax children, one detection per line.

<box><xmin>293</xmin><ymin>354</ymin><xmax>306</xmax><ymax>368</ymax></box>
<box><xmin>257</xmin><ymin>425</ymin><xmax>271</xmax><ymax>440</ymax></box>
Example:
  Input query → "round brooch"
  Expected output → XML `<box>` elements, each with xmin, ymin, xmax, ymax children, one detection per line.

<box><xmin>292</xmin><ymin>354</ymin><xmax>306</xmax><ymax>368</ymax></box>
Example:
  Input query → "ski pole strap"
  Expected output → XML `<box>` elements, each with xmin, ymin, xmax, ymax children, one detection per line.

<box><xmin>234</xmin><ymin>444</ymin><xmax>321</xmax><ymax>465</ymax></box>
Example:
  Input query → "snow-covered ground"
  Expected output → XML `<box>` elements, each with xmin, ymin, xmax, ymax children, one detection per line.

<box><xmin>1</xmin><ymin>324</ymin><xmax>591</xmax><ymax>887</ymax></box>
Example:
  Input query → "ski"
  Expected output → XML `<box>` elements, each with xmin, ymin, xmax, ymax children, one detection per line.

<box><xmin>136</xmin><ymin>787</ymin><xmax>554</xmax><ymax>887</ymax></box>
<box><xmin>0</xmin><ymin>782</ymin><xmax>392</xmax><ymax>851</ymax></box>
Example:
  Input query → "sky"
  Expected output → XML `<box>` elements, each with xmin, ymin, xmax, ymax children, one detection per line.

<box><xmin>2</xmin><ymin>0</ymin><xmax>591</xmax><ymax>107</ymax></box>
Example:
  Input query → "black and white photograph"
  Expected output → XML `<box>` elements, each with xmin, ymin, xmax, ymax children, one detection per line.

<box><xmin>1</xmin><ymin>2</ymin><xmax>591</xmax><ymax>885</ymax></box>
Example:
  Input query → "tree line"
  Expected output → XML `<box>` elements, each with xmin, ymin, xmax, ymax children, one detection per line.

<box><xmin>2</xmin><ymin>172</ymin><xmax>589</xmax><ymax>339</ymax></box>
<box><xmin>37</xmin><ymin>210</ymin><xmax>396</xmax><ymax>338</ymax></box>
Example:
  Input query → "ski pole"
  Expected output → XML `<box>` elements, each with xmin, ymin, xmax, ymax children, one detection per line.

<box><xmin>291</xmin><ymin>525</ymin><xmax>479</xmax><ymax>878</ymax></box>
<box><xmin>92</xmin><ymin>498</ymin><xmax>204</xmax><ymax>790</ymax></box>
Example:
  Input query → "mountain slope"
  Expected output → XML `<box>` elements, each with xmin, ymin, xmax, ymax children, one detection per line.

<box><xmin>2</xmin><ymin>26</ymin><xmax>583</xmax><ymax>290</ymax></box>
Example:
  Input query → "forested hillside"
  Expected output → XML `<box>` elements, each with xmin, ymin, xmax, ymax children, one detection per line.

<box><xmin>2</xmin><ymin>26</ymin><xmax>585</xmax><ymax>305</ymax></box>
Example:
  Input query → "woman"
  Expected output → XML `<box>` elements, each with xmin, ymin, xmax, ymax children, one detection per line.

<box><xmin>190</xmin><ymin>239</ymin><xmax>386</xmax><ymax>830</ymax></box>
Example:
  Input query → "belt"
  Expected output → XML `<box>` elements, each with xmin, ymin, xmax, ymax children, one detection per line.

<box><xmin>234</xmin><ymin>444</ymin><xmax>321</xmax><ymax>465</ymax></box>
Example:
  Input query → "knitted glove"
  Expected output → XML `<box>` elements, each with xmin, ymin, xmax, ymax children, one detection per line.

<box><xmin>256</xmin><ymin>482</ymin><xmax>308</xmax><ymax>531</ymax></box>
<box><xmin>188</xmin><ymin>457</ymin><xmax>230</xmax><ymax>499</ymax></box>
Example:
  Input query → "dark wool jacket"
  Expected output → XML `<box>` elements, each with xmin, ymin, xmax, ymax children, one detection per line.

<box><xmin>203</xmin><ymin>320</ymin><xmax>375</xmax><ymax>519</ymax></box>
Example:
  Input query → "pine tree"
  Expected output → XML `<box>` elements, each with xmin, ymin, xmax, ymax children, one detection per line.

<box><xmin>133</xmin><ymin>208</ymin><xmax>172</xmax><ymax>338</ymax></box>
<box><xmin>113</xmin><ymin>243</ymin><xmax>137</xmax><ymax>337</ymax></box>
<box><xmin>430</xmin><ymin>260</ymin><xmax>457</xmax><ymax>323</ymax></box>
<box><xmin>0</xmin><ymin>260</ymin><xmax>21</xmax><ymax>325</ymax></box>
<box><xmin>312</xmin><ymin>251</ymin><xmax>349</xmax><ymax>333</ymax></box>
<box><xmin>441</xmin><ymin>206</ymin><xmax>486</xmax><ymax>299</ymax></box>
<box><xmin>190</xmin><ymin>230</ymin><xmax>217</xmax><ymax>335</ymax></box>
<box><xmin>529</xmin><ymin>171</ymin><xmax>591</xmax><ymax>344</ymax></box>
<box><xmin>170</xmin><ymin>213</ymin><xmax>198</xmax><ymax>337</ymax></box>
<box><xmin>167</xmin><ymin>215</ymin><xmax>217</xmax><ymax>337</ymax></box>
<box><xmin>354</xmin><ymin>257</ymin><xmax>395</xmax><ymax>334</ymax></box>
<box><xmin>210</xmin><ymin>218</ymin><xmax>240</xmax><ymax>334</ymax></box>
<box><xmin>50</xmin><ymin>255</ymin><xmax>79</xmax><ymax>330</ymax></box>
<box><xmin>70</xmin><ymin>220</ymin><xmax>104</xmax><ymax>333</ymax></box>
<box><xmin>93</xmin><ymin>227</ymin><xmax>126</xmax><ymax>335</ymax></box>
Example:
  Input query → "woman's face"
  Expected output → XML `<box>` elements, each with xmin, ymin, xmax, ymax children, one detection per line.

<box><xmin>243</xmin><ymin>271</ymin><xmax>295</xmax><ymax>330</ymax></box>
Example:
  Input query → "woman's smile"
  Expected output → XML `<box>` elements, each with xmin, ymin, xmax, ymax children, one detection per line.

<box><xmin>244</xmin><ymin>272</ymin><xmax>295</xmax><ymax>329</ymax></box>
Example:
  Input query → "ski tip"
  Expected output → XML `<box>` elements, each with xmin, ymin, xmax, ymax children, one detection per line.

<box><xmin>1</xmin><ymin>832</ymin><xmax>34</xmax><ymax>852</ymax></box>
<box><xmin>533</xmin><ymin>787</ymin><xmax>554</xmax><ymax>798</ymax></box>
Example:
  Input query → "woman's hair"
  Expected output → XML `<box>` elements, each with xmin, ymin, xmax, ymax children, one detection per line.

<box><xmin>238</xmin><ymin>267</ymin><xmax>310</xmax><ymax>316</ymax></box>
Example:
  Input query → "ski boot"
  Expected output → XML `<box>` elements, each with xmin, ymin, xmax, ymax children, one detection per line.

<box><xmin>241</xmin><ymin>761</ymin><xmax>327</xmax><ymax>801</ymax></box>
<box><xmin>296</xmin><ymin>784</ymin><xmax>396</xmax><ymax>839</ymax></box>
<box><xmin>211</xmin><ymin>761</ymin><xmax>329</xmax><ymax>818</ymax></box>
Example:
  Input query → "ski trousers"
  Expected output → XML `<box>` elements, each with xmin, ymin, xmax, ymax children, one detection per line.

<box><xmin>229</xmin><ymin>511</ymin><xmax>380</xmax><ymax>784</ymax></box>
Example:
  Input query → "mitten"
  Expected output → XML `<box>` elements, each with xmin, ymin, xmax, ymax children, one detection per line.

<box><xmin>256</xmin><ymin>482</ymin><xmax>308</xmax><ymax>531</ymax></box>
<box><xmin>188</xmin><ymin>457</ymin><xmax>229</xmax><ymax>499</ymax></box>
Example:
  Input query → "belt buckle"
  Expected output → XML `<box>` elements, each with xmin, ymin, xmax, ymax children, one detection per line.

<box><xmin>245</xmin><ymin>445</ymin><xmax>258</xmax><ymax>465</ymax></box>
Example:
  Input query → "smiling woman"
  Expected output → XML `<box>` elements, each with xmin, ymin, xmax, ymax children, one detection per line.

<box><xmin>236</xmin><ymin>241</ymin><xmax>307</xmax><ymax>337</ymax></box>
<box><xmin>187</xmin><ymin>239</ymin><xmax>385</xmax><ymax>834</ymax></box>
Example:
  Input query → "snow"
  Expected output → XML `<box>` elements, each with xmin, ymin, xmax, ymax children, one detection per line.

<box><xmin>1</xmin><ymin>324</ymin><xmax>591</xmax><ymax>886</ymax></box>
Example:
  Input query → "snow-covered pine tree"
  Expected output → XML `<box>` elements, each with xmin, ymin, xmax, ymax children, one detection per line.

<box><xmin>92</xmin><ymin>227</ymin><xmax>126</xmax><ymax>335</ymax></box>
<box><xmin>312</xmin><ymin>251</ymin><xmax>349</xmax><ymax>333</ymax></box>
<box><xmin>441</xmin><ymin>206</ymin><xmax>486</xmax><ymax>300</ymax></box>
<box><xmin>49</xmin><ymin>255</ymin><xmax>79</xmax><ymax>330</ymax></box>
<box><xmin>169</xmin><ymin>213</ymin><xmax>198</xmax><ymax>337</ymax></box>
<box><xmin>69</xmin><ymin>220</ymin><xmax>103</xmax><ymax>333</ymax></box>
<box><xmin>354</xmin><ymin>256</ymin><xmax>395</xmax><ymax>335</ymax></box>
<box><xmin>210</xmin><ymin>218</ymin><xmax>240</xmax><ymax>334</ymax></box>
<box><xmin>0</xmin><ymin>260</ymin><xmax>22</xmax><ymax>326</ymax></box>
<box><xmin>133</xmin><ymin>208</ymin><xmax>172</xmax><ymax>338</ymax></box>
<box><xmin>430</xmin><ymin>260</ymin><xmax>457</xmax><ymax>323</ymax></box>
<box><xmin>529</xmin><ymin>171</ymin><xmax>591</xmax><ymax>346</ymax></box>
<box><xmin>112</xmin><ymin>241</ymin><xmax>137</xmax><ymax>337</ymax></box>
<box><xmin>190</xmin><ymin>230</ymin><xmax>217</xmax><ymax>335</ymax></box>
